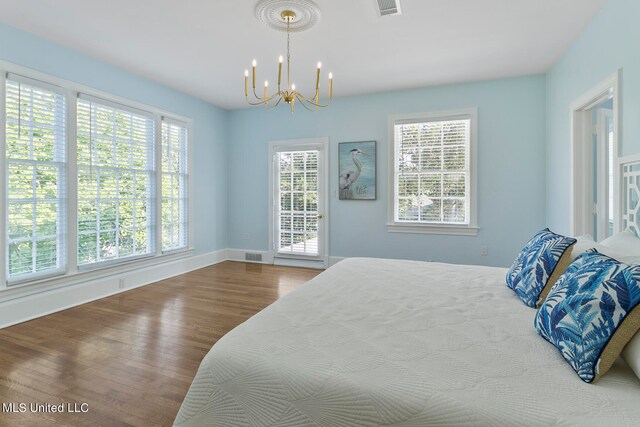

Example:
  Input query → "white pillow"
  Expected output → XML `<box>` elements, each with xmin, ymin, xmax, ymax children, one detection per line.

<box><xmin>570</xmin><ymin>235</ymin><xmax>597</xmax><ymax>261</ymax></box>
<box><xmin>570</xmin><ymin>235</ymin><xmax>640</xmax><ymax>265</ymax></box>
<box><xmin>600</xmin><ymin>229</ymin><xmax>640</xmax><ymax>256</ymax></box>
<box><xmin>622</xmin><ymin>332</ymin><xmax>640</xmax><ymax>380</ymax></box>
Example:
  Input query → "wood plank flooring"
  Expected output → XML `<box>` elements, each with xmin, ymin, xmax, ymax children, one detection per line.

<box><xmin>0</xmin><ymin>261</ymin><xmax>320</xmax><ymax>427</ymax></box>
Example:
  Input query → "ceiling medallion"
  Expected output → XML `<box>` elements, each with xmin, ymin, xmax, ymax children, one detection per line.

<box><xmin>255</xmin><ymin>0</ymin><xmax>320</xmax><ymax>32</ymax></box>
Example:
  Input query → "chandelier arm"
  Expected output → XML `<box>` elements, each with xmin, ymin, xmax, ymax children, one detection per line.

<box><xmin>250</xmin><ymin>87</ymin><xmax>282</xmax><ymax>103</ymax></box>
<box><xmin>299</xmin><ymin>95</ymin><xmax>333</xmax><ymax>109</ymax></box>
<box><xmin>295</xmin><ymin>92</ymin><xmax>332</xmax><ymax>108</ymax></box>
<box><xmin>294</xmin><ymin>92</ymin><xmax>316</xmax><ymax>103</ymax></box>
<box><xmin>265</xmin><ymin>96</ymin><xmax>284</xmax><ymax>111</ymax></box>
<box><xmin>314</xmin><ymin>97</ymin><xmax>333</xmax><ymax>108</ymax></box>
<box><xmin>265</xmin><ymin>91</ymin><xmax>284</xmax><ymax>103</ymax></box>
<box><xmin>248</xmin><ymin>88</ymin><xmax>266</xmax><ymax>103</ymax></box>
<box><xmin>246</xmin><ymin>91</ymin><xmax>283</xmax><ymax>105</ymax></box>
<box><xmin>245</xmin><ymin>97</ymin><xmax>270</xmax><ymax>106</ymax></box>
<box><xmin>294</xmin><ymin>94</ymin><xmax>321</xmax><ymax>112</ymax></box>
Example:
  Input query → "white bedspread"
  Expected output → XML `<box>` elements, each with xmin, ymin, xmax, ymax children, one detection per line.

<box><xmin>175</xmin><ymin>258</ymin><xmax>640</xmax><ymax>426</ymax></box>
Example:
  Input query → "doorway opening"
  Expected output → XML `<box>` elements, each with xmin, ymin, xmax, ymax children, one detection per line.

<box><xmin>571</xmin><ymin>71</ymin><xmax>620</xmax><ymax>240</ymax></box>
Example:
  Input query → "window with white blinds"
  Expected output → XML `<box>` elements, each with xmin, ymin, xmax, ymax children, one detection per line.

<box><xmin>2</xmin><ymin>66</ymin><xmax>192</xmax><ymax>287</ymax></box>
<box><xmin>76</xmin><ymin>96</ymin><xmax>156</xmax><ymax>266</ymax></box>
<box><xmin>5</xmin><ymin>76</ymin><xmax>67</xmax><ymax>282</ymax></box>
<box><xmin>389</xmin><ymin>109</ymin><xmax>477</xmax><ymax>234</ymax></box>
<box><xmin>161</xmin><ymin>120</ymin><xmax>189</xmax><ymax>251</ymax></box>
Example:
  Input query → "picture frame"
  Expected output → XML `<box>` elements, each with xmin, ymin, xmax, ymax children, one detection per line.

<box><xmin>338</xmin><ymin>141</ymin><xmax>376</xmax><ymax>200</ymax></box>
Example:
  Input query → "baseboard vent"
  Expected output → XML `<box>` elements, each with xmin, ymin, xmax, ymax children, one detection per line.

<box><xmin>245</xmin><ymin>252</ymin><xmax>263</xmax><ymax>262</ymax></box>
<box><xmin>376</xmin><ymin>0</ymin><xmax>401</xmax><ymax>16</ymax></box>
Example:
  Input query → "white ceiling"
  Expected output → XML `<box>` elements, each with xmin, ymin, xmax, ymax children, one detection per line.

<box><xmin>0</xmin><ymin>0</ymin><xmax>608</xmax><ymax>110</ymax></box>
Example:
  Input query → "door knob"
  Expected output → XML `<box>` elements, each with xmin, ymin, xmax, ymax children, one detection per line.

<box><xmin>317</xmin><ymin>214</ymin><xmax>324</xmax><ymax>219</ymax></box>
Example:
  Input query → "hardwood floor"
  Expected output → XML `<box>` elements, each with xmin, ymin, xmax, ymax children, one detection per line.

<box><xmin>0</xmin><ymin>261</ymin><xmax>320</xmax><ymax>427</ymax></box>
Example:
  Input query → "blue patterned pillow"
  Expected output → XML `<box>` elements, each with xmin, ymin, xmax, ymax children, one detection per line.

<box><xmin>506</xmin><ymin>228</ymin><xmax>576</xmax><ymax>307</ymax></box>
<box><xmin>534</xmin><ymin>250</ymin><xmax>640</xmax><ymax>383</ymax></box>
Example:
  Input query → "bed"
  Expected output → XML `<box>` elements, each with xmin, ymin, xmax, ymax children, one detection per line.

<box><xmin>174</xmin><ymin>257</ymin><xmax>640</xmax><ymax>426</ymax></box>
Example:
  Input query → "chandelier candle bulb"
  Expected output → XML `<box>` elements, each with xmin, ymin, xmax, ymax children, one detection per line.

<box><xmin>278</xmin><ymin>56</ymin><xmax>283</xmax><ymax>87</ymax></box>
<box><xmin>264</xmin><ymin>81</ymin><xmax>268</xmax><ymax>103</ymax></box>
<box><xmin>329</xmin><ymin>72</ymin><xmax>333</xmax><ymax>98</ymax></box>
<box><xmin>244</xmin><ymin>70</ymin><xmax>249</xmax><ymax>96</ymax></box>
<box><xmin>252</xmin><ymin>60</ymin><xmax>257</xmax><ymax>89</ymax></box>
<box><xmin>315</xmin><ymin>63</ymin><xmax>321</xmax><ymax>90</ymax></box>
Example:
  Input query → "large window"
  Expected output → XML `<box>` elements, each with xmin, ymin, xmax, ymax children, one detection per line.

<box><xmin>388</xmin><ymin>109</ymin><xmax>477</xmax><ymax>235</ymax></box>
<box><xmin>161</xmin><ymin>120</ymin><xmax>189</xmax><ymax>252</ymax></box>
<box><xmin>3</xmin><ymin>68</ymin><xmax>192</xmax><ymax>285</ymax></box>
<box><xmin>5</xmin><ymin>76</ymin><xmax>67</xmax><ymax>283</ymax></box>
<box><xmin>76</xmin><ymin>96</ymin><xmax>156</xmax><ymax>266</ymax></box>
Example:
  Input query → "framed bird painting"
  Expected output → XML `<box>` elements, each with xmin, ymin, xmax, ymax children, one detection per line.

<box><xmin>338</xmin><ymin>141</ymin><xmax>376</xmax><ymax>200</ymax></box>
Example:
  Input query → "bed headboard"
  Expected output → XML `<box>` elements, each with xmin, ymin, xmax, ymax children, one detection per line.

<box><xmin>621</xmin><ymin>156</ymin><xmax>640</xmax><ymax>236</ymax></box>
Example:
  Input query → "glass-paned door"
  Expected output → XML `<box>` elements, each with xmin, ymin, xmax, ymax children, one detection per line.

<box><xmin>273</xmin><ymin>147</ymin><xmax>325</xmax><ymax>260</ymax></box>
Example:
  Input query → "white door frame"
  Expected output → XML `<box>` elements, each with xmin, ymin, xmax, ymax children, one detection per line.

<box><xmin>570</xmin><ymin>70</ymin><xmax>620</xmax><ymax>238</ymax></box>
<box><xmin>268</xmin><ymin>137</ymin><xmax>330</xmax><ymax>268</ymax></box>
<box><xmin>595</xmin><ymin>108</ymin><xmax>613</xmax><ymax>241</ymax></box>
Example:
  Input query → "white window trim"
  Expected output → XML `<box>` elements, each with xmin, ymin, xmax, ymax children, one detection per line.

<box><xmin>75</xmin><ymin>96</ymin><xmax>158</xmax><ymax>266</ymax></box>
<box><xmin>160</xmin><ymin>118</ymin><xmax>190</xmax><ymax>253</ymax></box>
<box><xmin>0</xmin><ymin>70</ymin><xmax>6</xmax><ymax>288</ymax></box>
<box><xmin>0</xmin><ymin>60</ymin><xmax>194</xmax><ymax>291</ymax></box>
<box><xmin>4</xmin><ymin>76</ymin><xmax>69</xmax><ymax>284</ymax></box>
<box><xmin>387</xmin><ymin>108</ymin><xmax>478</xmax><ymax>236</ymax></box>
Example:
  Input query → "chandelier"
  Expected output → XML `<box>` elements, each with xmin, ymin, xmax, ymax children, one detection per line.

<box><xmin>245</xmin><ymin>1</ymin><xmax>333</xmax><ymax>112</ymax></box>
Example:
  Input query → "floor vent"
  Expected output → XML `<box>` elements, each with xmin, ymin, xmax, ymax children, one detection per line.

<box><xmin>245</xmin><ymin>252</ymin><xmax>263</xmax><ymax>262</ymax></box>
<box><xmin>376</xmin><ymin>0</ymin><xmax>401</xmax><ymax>16</ymax></box>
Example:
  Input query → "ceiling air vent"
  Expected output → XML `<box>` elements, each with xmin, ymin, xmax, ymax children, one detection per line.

<box><xmin>376</xmin><ymin>0</ymin><xmax>401</xmax><ymax>16</ymax></box>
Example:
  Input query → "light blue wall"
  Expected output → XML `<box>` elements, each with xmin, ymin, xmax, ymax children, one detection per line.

<box><xmin>8</xmin><ymin>0</ymin><xmax>631</xmax><ymax>269</ymax></box>
<box><xmin>0</xmin><ymin>23</ymin><xmax>229</xmax><ymax>254</ymax></box>
<box><xmin>228</xmin><ymin>75</ymin><xmax>547</xmax><ymax>267</ymax></box>
<box><xmin>546</xmin><ymin>0</ymin><xmax>640</xmax><ymax>234</ymax></box>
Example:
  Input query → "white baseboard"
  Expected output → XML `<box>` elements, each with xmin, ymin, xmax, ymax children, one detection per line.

<box><xmin>273</xmin><ymin>257</ymin><xmax>326</xmax><ymax>269</ymax></box>
<box><xmin>0</xmin><ymin>249</ymin><xmax>227</xmax><ymax>329</ymax></box>
<box><xmin>228</xmin><ymin>249</ymin><xmax>346</xmax><ymax>269</ymax></box>
<box><xmin>0</xmin><ymin>248</ymin><xmax>345</xmax><ymax>329</ymax></box>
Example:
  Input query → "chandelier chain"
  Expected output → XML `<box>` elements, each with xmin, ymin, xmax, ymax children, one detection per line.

<box><xmin>287</xmin><ymin>19</ymin><xmax>291</xmax><ymax>90</ymax></box>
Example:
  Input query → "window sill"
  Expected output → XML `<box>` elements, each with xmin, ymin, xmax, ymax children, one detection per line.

<box><xmin>387</xmin><ymin>223</ymin><xmax>479</xmax><ymax>236</ymax></box>
<box><xmin>0</xmin><ymin>248</ymin><xmax>194</xmax><ymax>302</ymax></box>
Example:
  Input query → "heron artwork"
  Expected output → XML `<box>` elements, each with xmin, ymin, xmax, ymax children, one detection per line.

<box><xmin>338</xmin><ymin>142</ymin><xmax>376</xmax><ymax>200</ymax></box>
